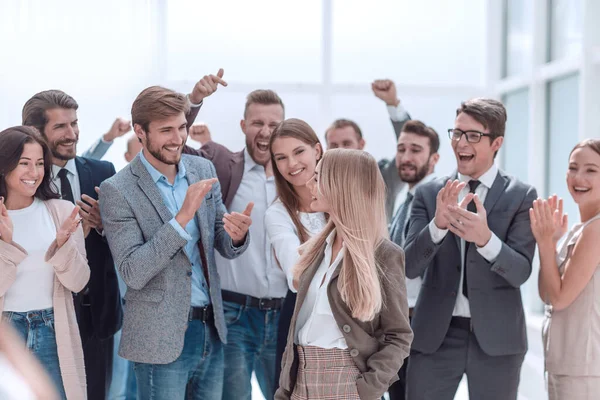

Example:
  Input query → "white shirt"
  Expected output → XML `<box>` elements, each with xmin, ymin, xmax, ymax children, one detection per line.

<box><xmin>265</xmin><ymin>199</ymin><xmax>327</xmax><ymax>292</ymax></box>
<box><xmin>428</xmin><ymin>164</ymin><xmax>502</xmax><ymax>317</ymax></box>
<box><xmin>4</xmin><ymin>199</ymin><xmax>56</xmax><ymax>312</ymax></box>
<box><xmin>295</xmin><ymin>229</ymin><xmax>347</xmax><ymax>349</ymax></box>
<box><xmin>216</xmin><ymin>148</ymin><xmax>287</xmax><ymax>299</ymax></box>
<box><xmin>51</xmin><ymin>159</ymin><xmax>81</xmax><ymax>202</ymax></box>
<box><xmin>387</xmin><ymin>103</ymin><xmax>410</xmax><ymax>122</ymax></box>
<box><xmin>393</xmin><ymin>173</ymin><xmax>436</xmax><ymax>308</ymax></box>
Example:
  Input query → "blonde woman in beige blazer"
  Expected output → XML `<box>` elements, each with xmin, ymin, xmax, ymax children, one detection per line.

<box><xmin>0</xmin><ymin>126</ymin><xmax>90</xmax><ymax>400</ymax></box>
<box><xmin>531</xmin><ymin>139</ymin><xmax>600</xmax><ymax>400</ymax></box>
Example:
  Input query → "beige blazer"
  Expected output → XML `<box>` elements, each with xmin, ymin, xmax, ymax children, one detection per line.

<box><xmin>0</xmin><ymin>199</ymin><xmax>90</xmax><ymax>400</ymax></box>
<box><xmin>276</xmin><ymin>238</ymin><xmax>413</xmax><ymax>400</ymax></box>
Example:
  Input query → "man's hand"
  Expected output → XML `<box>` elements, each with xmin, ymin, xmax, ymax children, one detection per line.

<box><xmin>371</xmin><ymin>79</ymin><xmax>400</xmax><ymax>107</ymax></box>
<box><xmin>189</xmin><ymin>69</ymin><xmax>228</xmax><ymax>105</ymax></box>
<box><xmin>175</xmin><ymin>178</ymin><xmax>219</xmax><ymax>228</ymax></box>
<box><xmin>77</xmin><ymin>187</ymin><xmax>103</xmax><ymax>234</ymax></box>
<box><xmin>433</xmin><ymin>180</ymin><xmax>466</xmax><ymax>230</ymax></box>
<box><xmin>446</xmin><ymin>194</ymin><xmax>492</xmax><ymax>247</ymax></box>
<box><xmin>103</xmin><ymin>118</ymin><xmax>132</xmax><ymax>142</ymax></box>
<box><xmin>189</xmin><ymin>124</ymin><xmax>212</xmax><ymax>145</ymax></box>
<box><xmin>223</xmin><ymin>202</ymin><xmax>253</xmax><ymax>246</ymax></box>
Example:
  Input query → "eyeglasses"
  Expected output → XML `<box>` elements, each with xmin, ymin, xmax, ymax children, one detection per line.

<box><xmin>447</xmin><ymin>129</ymin><xmax>495</xmax><ymax>144</ymax></box>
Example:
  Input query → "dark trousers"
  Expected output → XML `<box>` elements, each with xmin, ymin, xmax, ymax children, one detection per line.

<box><xmin>406</xmin><ymin>319</ymin><xmax>525</xmax><ymax>400</ymax></box>
<box><xmin>75</xmin><ymin>300</ymin><xmax>114</xmax><ymax>400</ymax></box>
<box><xmin>388</xmin><ymin>314</ymin><xmax>411</xmax><ymax>400</ymax></box>
<box><xmin>274</xmin><ymin>289</ymin><xmax>296</xmax><ymax>394</ymax></box>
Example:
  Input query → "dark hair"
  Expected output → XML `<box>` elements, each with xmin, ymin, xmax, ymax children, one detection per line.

<box><xmin>401</xmin><ymin>120</ymin><xmax>440</xmax><ymax>154</ymax></box>
<box><xmin>570</xmin><ymin>138</ymin><xmax>600</xmax><ymax>157</ymax></box>
<box><xmin>22</xmin><ymin>90</ymin><xmax>79</xmax><ymax>136</ymax></box>
<box><xmin>269</xmin><ymin>118</ymin><xmax>322</xmax><ymax>243</ymax></box>
<box><xmin>131</xmin><ymin>86</ymin><xmax>190</xmax><ymax>133</ymax></box>
<box><xmin>324</xmin><ymin>119</ymin><xmax>363</xmax><ymax>141</ymax></box>
<box><xmin>244</xmin><ymin>90</ymin><xmax>285</xmax><ymax>119</ymax></box>
<box><xmin>0</xmin><ymin>126</ymin><xmax>60</xmax><ymax>201</ymax></box>
<box><xmin>456</xmin><ymin>98</ymin><xmax>507</xmax><ymax>138</ymax></box>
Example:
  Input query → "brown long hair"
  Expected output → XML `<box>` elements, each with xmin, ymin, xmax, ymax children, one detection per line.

<box><xmin>570</xmin><ymin>139</ymin><xmax>600</xmax><ymax>157</ymax></box>
<box><xmin>0</xmin><ymin>126</ymin><xmax>60</xmax><ymax>201</ymax></box>
<box><xmin>293</xmin><ymin>149</ymin><xmax>388</xmax><ymax>321</ymax></box>
<box><xmin>269</xmin><ymin>118</ymin><xmax>322</xmax><ymax>243</ymax></box>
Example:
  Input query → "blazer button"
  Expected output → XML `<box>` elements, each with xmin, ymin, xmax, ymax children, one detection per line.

<box><xmin>350</xmin><ymin>349</ymin><xmax>359</xmax><ymax>357</ymax></box>
<box><xmin>343</xmin><ymin>324</ymin><xmax>351</xmax><ymax>333</ymax></box>
<box><xmin>187</xmin><ymin>271</ymin><xmax>192</xmax><ymax>277</ymax></box>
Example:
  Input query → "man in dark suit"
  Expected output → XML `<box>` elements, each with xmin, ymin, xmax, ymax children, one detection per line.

<box><xmin>404</xmin><ymin>98</ymin><xmax>537</xmax><ymax>400</ymax></box>
<box><xmin>22</xmin><ymin>90</ymin><xmax>123</xmax><ymax>400</ymax></box>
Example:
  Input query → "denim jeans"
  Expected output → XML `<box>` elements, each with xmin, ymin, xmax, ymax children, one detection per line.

<box><xmin>133</xmin><ymin>318</ymin><xmax>223</xmax><ymax>400</ymax></box>
<box><xmin>108</xmin><ymin>328</ymin><xmax>137</xmax><ymax>400</ymax></box>
<box><xmin>222</xmin><ymin>300</ymin><xmax>280</xmax><ymax>400</ymax></box>
<box><xmin>2</xmin><ymin>308</ymin><xmax>66</xmax><ymax>399</ymax></box>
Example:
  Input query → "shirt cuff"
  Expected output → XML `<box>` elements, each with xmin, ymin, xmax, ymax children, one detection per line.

<box><xmin>169</xmin><ymin>218</ymin><xmax>192</xmax><ymax>241</ymax></box>
<box><xmin>428</xmin><ymin>219</ymin><xmax>448</xmax><ymax>244</ymax></box>
<box><xmin>387</xmin><ymin>103</ymin><xmax>409</xmax><ymax>122</ymax></box>
<box><xmin>187</xmin><ymin>95</ymin><xmax>203</xmax><ymax>108</ymax></box>
<box><xmin>476</xmin><ymin>232</ymin><xmax>502</xmax><ymax>263</ymax></box>
<box><xmin>101</xmin><ymin>136</ymin><xmax>113</xmax><ymax>144</ymax></box>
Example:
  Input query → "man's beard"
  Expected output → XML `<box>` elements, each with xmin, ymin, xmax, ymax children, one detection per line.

<box><xmin>399</xmin><ymin>161</ymin><xmax>429</xmax><ymax>184</ymax></box>
<box><xmin>147</xmin><ymin>135</ymin><xmax>181</xmax><ymax>165</ymax></box>
<box><xmin>50</xmin><ymin>138</ymin><xmax>78</xmax><ymax>161</ymax></box>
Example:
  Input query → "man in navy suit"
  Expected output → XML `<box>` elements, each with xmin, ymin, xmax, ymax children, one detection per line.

<box><xmin>22</xmin><ymin>90</ymin><xmax>123</xmax><ymax>400</ymax></box>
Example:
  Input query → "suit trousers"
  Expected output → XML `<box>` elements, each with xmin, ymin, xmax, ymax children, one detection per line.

<box><xmin>407</xmin><ymin>322</ymin><xmax>524</xmax><ymax>400</ymax></box>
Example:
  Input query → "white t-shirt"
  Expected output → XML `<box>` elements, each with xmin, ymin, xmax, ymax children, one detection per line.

<box><xmin>4</xmin><ymin>199</ymin><xmax>56</xmax><ymax>312</ymax></box>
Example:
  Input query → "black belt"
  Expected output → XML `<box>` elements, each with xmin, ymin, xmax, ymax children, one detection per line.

<box><xmin>221</xmin><ymin>290</ymin><xmax>284</xmax><ymax>310</ymax></box>
<box><xmin>189</xmin><ymin>305</ymin><xmax>213</xmax><ymax>323</ymax></box>
<box><xmin>450</xmin><ymin>316</ymin><xmax>472</xmax><ymax>331</ymax></box>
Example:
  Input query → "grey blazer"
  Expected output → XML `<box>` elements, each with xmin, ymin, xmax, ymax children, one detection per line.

<box><xmin>404</xmin><ymin>171</ymin><xmax>537</xmax><ymax>357</ymax></box>
<box><xmin>99</xmin><ymin>154</ymin><xmax>249</xmax><ymax>364</ymax></box>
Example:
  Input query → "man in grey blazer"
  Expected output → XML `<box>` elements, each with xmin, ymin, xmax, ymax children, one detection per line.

<box><xmin>99</xmin><ymin>85</ymin><xmax>251</xmax><ymax>399</ymax></box>
<box><xmin>404</xmin><ymin>98</ymin><xmax>537</xmax><ymax>399</ymax></box>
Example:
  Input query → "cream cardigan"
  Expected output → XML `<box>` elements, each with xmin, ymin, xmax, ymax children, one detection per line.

<box><xmin>0</xmin><ymin>199</ymin><xmax>90</xmax><ymax>400</ymax></box>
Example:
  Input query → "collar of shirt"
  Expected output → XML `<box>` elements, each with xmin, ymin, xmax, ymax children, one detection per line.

<box><xmin>457</xmin><ymin>163</ymin><xmax>498</xmax><ymax>190</ymax></box>
<box><xmin>51</xmin><ymin>158</ymin><xmax>77</xmax><ymax>180</ymax></box>
<box><xmin>408</xmin><ymin>173</ymin><xmax>437</xmax><ymax>196</ymax></box>
<box><xmin>243</xmin><ymin>147</ymin><xmax>271</xmax><ymax>176</ymax></box>
<box><xmin>139</xmin><ymin>150</ymin><xmax>186</xmax><ymax>184</ymax></box>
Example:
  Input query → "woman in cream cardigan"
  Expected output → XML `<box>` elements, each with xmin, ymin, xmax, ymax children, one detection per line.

<box><xmin>0</xmin><ymin>126</ymin><xmax>90</xmax><ymax>399</ymax></box>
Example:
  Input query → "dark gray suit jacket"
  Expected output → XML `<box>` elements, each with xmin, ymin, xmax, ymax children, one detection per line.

<box><xmin>404</xmin><ymin>170</ymin><xmax>537</xmax><ymax>357</ymax></box>
<box><xmin>99</xmin><ymin>154</ymin><xmax>249</xmax><ymax>364</ymax></box>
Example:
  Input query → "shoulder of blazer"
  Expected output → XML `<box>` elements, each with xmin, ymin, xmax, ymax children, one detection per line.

<box><xmin>76</xmin><ymin>156</ymin><xmax>116</xmax><ymax>178</ymax></box>
<box><xmin>375</xmin><ymin>239</ymin><xmax>404</xmax><ymax>264</ymax></box>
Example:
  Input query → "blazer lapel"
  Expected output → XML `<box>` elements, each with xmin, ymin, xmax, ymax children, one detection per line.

<box><xmin>183</xmin><ymin>161</ymin><xmax>209</xmax><ymax>241</ymax></box>
<box><xmin>225</xmin><ymin>151</ymin><xmax>245</xmax><ymax>210</ymax></box>
<box><xmin>130</xmin><ymin>156</ymin><xmax>173</xmax><ymax>224</ymax></box>
<box><xmin>75</xmin><ymin>157</ymin><xmax>94</xmax><ymax>199</ymax></box>
<box><xmin>483</xmin><ymin>172</ymin><xmax>509</xmax><ymax>214</ymax></box>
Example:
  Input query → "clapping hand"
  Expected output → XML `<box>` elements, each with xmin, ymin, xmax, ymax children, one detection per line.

<box><xmin>447</xmin><ymin>194</ymin><xmax>492</xmax><ymax>247</ymax></box>
<box><xmin>0</xmin><ymin>197</ymin><xmax>13</xmax><ymax>243</ymax></box>
<box><xmin>223</xmin><ymin>202</ymin><xmax>253</xmax><ymax>246</ymax></box>
<box><xmin>56</xmin><ymin>206</ymin><xmax>83</xmax><ymax>248</ymax></box>
<box><xmin>530</xmin><ymin>195</ymin><xmax>568</xmax><ymax>247</ymax></box>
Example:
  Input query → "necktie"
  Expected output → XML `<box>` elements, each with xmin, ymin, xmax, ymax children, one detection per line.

<box><xmin>57</xmin><ymin>168</ymin><xmax>75</xmax><ymax>204</ymax></box>
<box><xmin>462</xmin><ymin>180</ymin><xmax>481</xmax><ymax>298</ymax></box>
<box><xmin>390</xmin><ymin>192</ymin><xmax>414</xmax><ymax>247</ymax></box>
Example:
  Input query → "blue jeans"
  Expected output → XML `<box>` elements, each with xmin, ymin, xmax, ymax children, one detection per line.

<box><xmin>222</xmin><ymin>300</ymin><xmax>280</xmax><ymax>400</ymax></box>
<box><xmin>133</xmin><ymin>318</ymin><xmax>223</xmax><ymax>400</ymax></box>
<box><xmin>109</xmin><ymin>328</ymin><xmax>137</xmax><ymax>400</ymax></box>
<box><xmin>2</xmin><ymin>308</ymin><xmax>66</xmax><ymax>399</ymax></box>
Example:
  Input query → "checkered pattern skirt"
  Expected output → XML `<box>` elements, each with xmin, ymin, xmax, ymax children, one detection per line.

<box><xmin>291</xmin><ymin>345</ymin><xmax>361</xmax><ymax>400</ymax></box>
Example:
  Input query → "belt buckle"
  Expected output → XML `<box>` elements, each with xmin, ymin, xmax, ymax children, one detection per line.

<box><xmin>258</xmin><ymin>299</ymin><xmax>271</xmax><ymax>311</ymax></box>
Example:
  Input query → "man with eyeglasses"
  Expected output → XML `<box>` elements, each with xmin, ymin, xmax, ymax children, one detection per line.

<box><xmin>403</xmin><ymin>98</ymin><xmax>537</xmax><ymax>400</ymax></box>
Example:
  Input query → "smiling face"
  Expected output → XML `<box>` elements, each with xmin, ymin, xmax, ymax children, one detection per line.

<box><xmin>567</xmin><ymin>146</ymin><xmax>600</xmax><ymax>207</ymax></box>
<box><xmin>396</xmin><ymin>132</ymin><xmax>438</xmax><ymax>185</ymax></box>
<box><xmin>452</xmin><ymin>112</ymin><xmax>503</xmax><ymax>179</ymax></box>
<box><xmin>43</xmin><ymin>108</ymin><xmax>79</xmax><ymax>164</ymax></box>
<box><xmin>272</xmin><ymin>136</ymin><xmax>322</xmax><ymax>188</ymax></box>
<box><xmin>5</xmin><ymin>142</ymin><xmax>45</xmax><ymax>203</ymax></box>
<box><xmin>136</xmin><ymin>112</ymin><xmax>188</xmax><ymax>167</ymax></box>
<box><xmin>241</xmin><ymin>103</ymin><xmax>285</xmax><ymax>166</ymax></box>
<box><xmin>307</xmin><ymin>160</ymin><xmax>331</xmax><ymax>213</ymax></box>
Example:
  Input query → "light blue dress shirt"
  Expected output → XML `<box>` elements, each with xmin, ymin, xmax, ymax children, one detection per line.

<box><xmin>139</xmin><ymin>151</ymin><xmax>210</xmax><ymax>306</ymax></box>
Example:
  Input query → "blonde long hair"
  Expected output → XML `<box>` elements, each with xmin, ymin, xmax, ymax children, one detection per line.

<box><xmin>292</xmin><ymin>149</ymin><xmax>389</xmax><ymax>321</ymax></box>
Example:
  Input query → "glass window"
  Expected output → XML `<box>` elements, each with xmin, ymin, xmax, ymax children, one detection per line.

<box><xmin>547</xmin><ymin>73</ymin><xmax>580</xmax><ymax>225</ymax></box>
<box><xmin>503</xmin><ymin>0</ymin><xmax>533</xmax><ymax>77</ymax></box>
<box><xmin>548</xmin><ymin>0</ymin><xmax>583</xmax><ymax>61</ymax></box>
<box><xmin>166</xmin><ymin>0</ymin><xmax>322</xmax><ymax>83</ymax></box>
<box><xmin>332</xmin><ymin>0</ymin><xmax>485</xmax><ymax>85</ymax></box>
<box><xmin>502</xmin><ymin>89</ymin><xmax>529</xmax><ymax>180</ymax></box>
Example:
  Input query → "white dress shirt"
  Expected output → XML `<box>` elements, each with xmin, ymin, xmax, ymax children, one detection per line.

<box><xmin>216</xmin><ymin>148</ymin><xmax>287</xmax><ymax>299</ymax></box>
<box><xmin>393</xmin><ymin>173</ymin><xmax>436</xmax><ymax>308</ymax></box>
<box><xmin>51</xmin><ymin>159</ymin><xmax>81</xmax><ymax>202</ymax></box>
<box><xmin>427</xmin><ymin>164</ymin><xmax>502</xmax><ymax>317</ymax></box>
<box><xmin>295</xmin><ymin>229</ymin><xmax>347</xmax><ymax>349</ymax></box>
<box><xmin>265</xmin><ymin>199</ymin><xmax>327</xmax><ymax>292</ymax></box>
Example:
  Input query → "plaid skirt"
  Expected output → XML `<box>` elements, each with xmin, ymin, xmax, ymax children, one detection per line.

<box><xmin>291</xmin><ymin>345</ymin><xmax>361</xmax><ymax>400</ymax></box>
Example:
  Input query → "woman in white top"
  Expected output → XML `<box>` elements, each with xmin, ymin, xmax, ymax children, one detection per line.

<box><xmin>0</xmin><ymin>126</ymin><xmax>90</xmax><ymax>399</ymax></box>
<box><xmin>265</xmin><ymin>118</ymin><xmax>327</xmax><ymax>393</ymax></box>
<box><xmin>530</xmin><ymin>138</ymin><xmax>600</xmax><ymax>399</ymax></box>
<box><xmin>276</xmin><ymin>149</ymin><xmax>413</xmax><ymax>400</ymax></box>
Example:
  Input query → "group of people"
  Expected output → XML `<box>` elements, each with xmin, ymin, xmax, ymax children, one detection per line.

<box><xmin>0</xmin><ymin>68</ymin><xmax>599</xmax><ymax>400</ymax></box>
